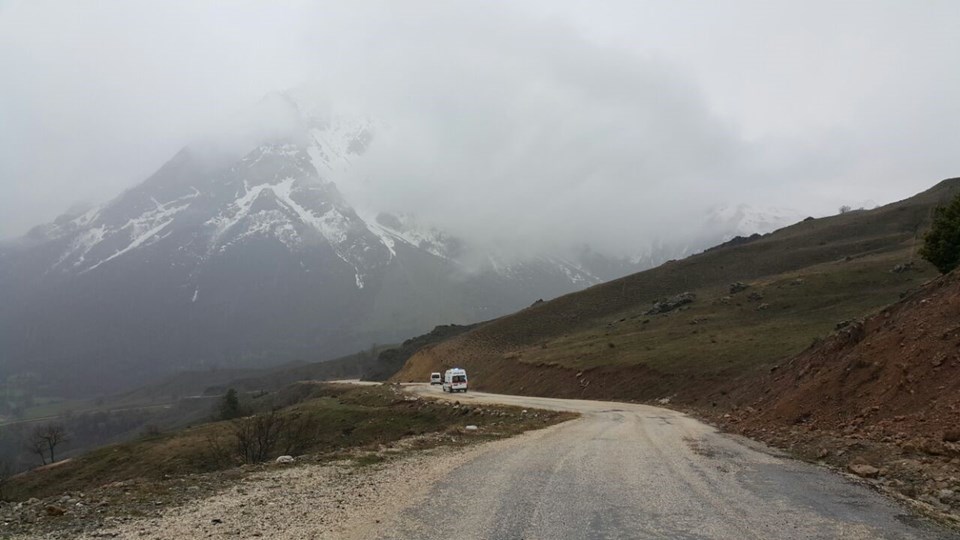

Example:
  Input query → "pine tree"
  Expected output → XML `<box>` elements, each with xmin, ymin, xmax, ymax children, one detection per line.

<box><xmin>920</xmin><ymin>193</ymin><xmax>960</xmax><ymax>274</ymax></box>
<box><xmin>219</xmin><ymin>388</ymin><xmax>242</xmax><ymax>420</ymax></box>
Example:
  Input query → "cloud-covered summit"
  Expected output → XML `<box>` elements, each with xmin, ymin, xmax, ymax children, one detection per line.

<box><xmin>2</xmin><ymin>1</ymin><xmax>959</xmax><ymax>257</ymax></box>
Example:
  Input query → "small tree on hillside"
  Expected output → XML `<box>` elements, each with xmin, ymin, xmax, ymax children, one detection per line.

<box><xmin>219</xmin><ymin>388</ymin><xmax>242</xmax><ymax>421</ymax></box>
<box><xmin>36</xmin><ymin>423</ymin><xmax>68</xmax><ymax>463</ymax></box>
<box><xmin>26</xmin><ymin>423</ymin><xmax>68</xmax><ymax>465</ymax></box>
<box><xmin>26</xmin><ymin>432</ymin><xmax>47</xmax><ymax>466</ymax></box>
<box><xmin>920</xmin><ymin>193</ymin><xmax>960</xmax><ymax>274</ymax></box>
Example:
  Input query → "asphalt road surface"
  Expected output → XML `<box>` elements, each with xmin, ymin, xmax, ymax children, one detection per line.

<box><xmin>370</xmin><ymin>384</ymin><xmax>957</xmax><ymax>540</ymax></box>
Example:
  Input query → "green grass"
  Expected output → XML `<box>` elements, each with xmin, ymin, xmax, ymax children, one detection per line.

<box><xmin>517</xmin><ymin>249</ymin><xmax>932</xmax><ymax>375</ymax></box>
<box><xmin>496</xmin><ymin>256</ymin><xmax>927</xmax><ymax>379</ymax></box>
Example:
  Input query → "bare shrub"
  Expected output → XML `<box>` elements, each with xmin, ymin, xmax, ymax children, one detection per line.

<box><xmin>279</xmin><ymin>413</ymin><xmax>320</xmax><ymax>456</ymax></box>
<box><xmin>232</xmin><ymin>409</ymin><xmax>286</xmax><ymax>464</ymax></box>
<box><xmin>202</xmin><ymin>432</ymin><xmax>234</xmax><ymax>469</ymax></box>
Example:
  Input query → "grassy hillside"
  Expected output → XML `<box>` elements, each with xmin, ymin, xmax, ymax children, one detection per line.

<box><xmin>4</xmin><ymin>383</ymin><xmax>571</xmax><ymax>502</ymax></box>
<box><xmin>1</xmin><ymin>382</ymin><xmax>574</xmax><ymax>538</ymax></box>
<box><xmin>394</xmin><ymin>178</ymin><xmax>960</xmax><ymax>404</ymax></box>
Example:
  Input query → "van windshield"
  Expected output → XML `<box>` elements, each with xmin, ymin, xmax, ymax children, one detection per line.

<box><xmin>453</xmin><ymin>375</ymin><xmax>466</xmax><ymax>383</ymax></box>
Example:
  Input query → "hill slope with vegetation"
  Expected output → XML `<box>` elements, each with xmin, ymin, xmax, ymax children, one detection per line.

<box><xmin>0</xmin><ymin>383</ymin><xmax>572</xmax><ymax>537</ymax></box>
<box><xmin>394</xmin><ymin>178</ymin><xmax>960</xmax><ymax>405</ymax></box>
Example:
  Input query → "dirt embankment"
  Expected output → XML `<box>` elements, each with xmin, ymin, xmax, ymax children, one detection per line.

<box><xmin>711</xmin><ymin>270</ymin><xmax>960</xmax><ymax>517</ymax></box>
<box><xmin>395</xmin><ymin>339</ymin><xmax>698</xmax><ymax>403</ymax></box>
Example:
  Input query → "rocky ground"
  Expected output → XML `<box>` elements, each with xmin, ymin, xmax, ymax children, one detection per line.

<box><xmin>702</xmin><ymin>412</ymin><xmax>960</xmax><ymax>528</ymax></box>
<box><xmin>1</xmin><ymin>436</ymin><xmax>479</xmax><ymax>539</ymax></box>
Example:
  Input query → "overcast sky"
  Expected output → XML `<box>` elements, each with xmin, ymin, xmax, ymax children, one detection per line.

<box><xmin>2</xmin><ymin>1</ymin><xmax>959</xmax><ymax>252</ymax></box>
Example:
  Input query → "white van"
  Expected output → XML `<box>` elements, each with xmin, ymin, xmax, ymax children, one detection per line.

<box><xmin>430</xmin><ymin>372</ymin><xmax>442</xmax><ymax>385</ymax></box>
<box><xmin>442</xmin><ymin>368</ymin><xmax>468</xmax><ymax>393</ymax></box>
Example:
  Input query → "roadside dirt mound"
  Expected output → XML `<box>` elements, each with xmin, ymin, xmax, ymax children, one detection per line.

<box><xmin>395</xmin><ymin>338</ymin><xmax>720</xmax><ymax>403</ymax></box>
<box><xmin>714</xmin><ymin>269</ymin><xmax>960</xmax><ymax>520</ymax></box>
<box><xmin>735</xmin><ymin>269</ymin><xmax>960</xmax><ymax>438</ymax></box>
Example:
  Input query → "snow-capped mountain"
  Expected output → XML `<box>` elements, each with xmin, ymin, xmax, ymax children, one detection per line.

<box><xmin>0</xmin><ymin>92</ymin><xmax>807</xmax><ymax>397</ymax></box>
<box><xmin>0</xmin><ymin>97</ymin><xmax>603</xmax><ymax>396</ymax></box>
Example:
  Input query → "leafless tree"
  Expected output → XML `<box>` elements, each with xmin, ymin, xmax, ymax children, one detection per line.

<box><xmin>26</xmin><ymin>433</ymin><xmax>47</xmax><ymax>466</ymax></box>
<box><xmin>280</xmin><ymin>413</ymin><xmax>319</xmax><ymax>456</ymax></box>
<box><xmin>30</xmin><ymin>423</ymin><xmax>68</xmax><ymax>464</ymax></box>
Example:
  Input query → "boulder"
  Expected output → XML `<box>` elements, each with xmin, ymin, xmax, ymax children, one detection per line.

<box><xmin>891</xmin><ymin>262</ymin><xmax>915</xmax><ymax>274</ymax></box>
<box><xmin>848</xmin><ymin>464</ymin><xmax>880</xmax><ymax>478</ymax></box>
<box><xmin>645</xmin><ymin>292</ymin><xmax>696</xmax><ymax>315</ymax></box>
<box><xmin>729</xmin><ymin>282</ymin><xmax>749</xmax><ymax>294</ymax></box>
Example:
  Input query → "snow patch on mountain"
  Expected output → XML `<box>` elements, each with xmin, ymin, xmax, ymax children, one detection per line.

<box><xmin>51</xmin><ymin>225</ymin><xmax>107</xmax><ymax>271</ymax></box>
<box><xmin>369</xmin><ymin>212</ymin><xmax>458</xmax><ymax>261</ymax></box>
<box><xmin>553</xmin><ymin>258</ymin><xmax>601</xmax><ymax>285</ymax></box>
<box><xmin>305</xmin><ymin>117</ymin><xmax>374</xmax><ymax>188</ymax></box>
<box><xmin>206</xmin><ymin>178</ymin><xmax>297</xmax><ymax>246</ymax></box>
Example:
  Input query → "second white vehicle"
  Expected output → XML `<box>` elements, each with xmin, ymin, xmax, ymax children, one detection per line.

<box><xmin>442</xmin><ymin>368</ymin><xmax>468</xmax><ymax>393</ymax></box>
<box><xmin>430</xmin><ymin>372</ymin><xmax>442</xmax><ymax>385</ymax></box>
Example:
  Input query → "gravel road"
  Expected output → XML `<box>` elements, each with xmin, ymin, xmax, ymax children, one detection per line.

<box><xmin>360</xmin><ymin>385</ymin><xmax>957</xmax><ymax>540</ymax></box>
<box><xmin>57</xmin><ymin>385</ymin><xmax>957</xmax><ymax>539</ymax></box>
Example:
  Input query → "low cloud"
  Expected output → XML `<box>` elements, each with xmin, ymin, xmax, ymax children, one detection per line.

<box><xmin>2</xmin><ymin>1</ymin><xmax>959</xmax><ymax>257</ymax></box>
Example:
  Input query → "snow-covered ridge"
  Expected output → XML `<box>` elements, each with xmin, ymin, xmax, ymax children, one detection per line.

<box><xmin>30</xmin><ymin>103</ymin><xmax>607</xmax><ymax>290</ymax></box>
<box><xmin>365</xmin><ymin>212</ymin><xmax>459</xmax><ymax>261</ymax></box>
<box><xmin>49</xmin><ymin>189</ymin><xmax>200</xmax><ymax>273</ymax></box>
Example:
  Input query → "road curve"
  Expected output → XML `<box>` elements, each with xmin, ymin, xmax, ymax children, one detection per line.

<box><xmin>363</xmin><ymin>384</ymin><xmax>955</xmax><ymax>540</ymax></box>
